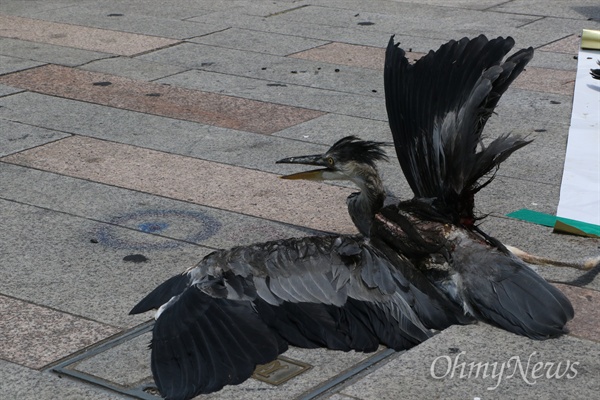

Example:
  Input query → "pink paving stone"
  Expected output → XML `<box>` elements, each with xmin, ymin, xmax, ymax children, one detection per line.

<box><xmin>289</xmin><ymin>42</ymin><xmax>425</xmax><ymax>70</ymax></box>
<box><xmin>538</xmin><ymin>35</ymin><xmax>581</xmax><ymax>54</ymax></box>
<box><xmin>0</xmin><ymin>14</ymin><xmax>178</xmax><ymax>56</ymax></box>
<box><xmin>0</xmin><ymin>65</ymin><xmax>324</xmax><ymax>134</ymax></box>
<box><xmin>0</xmin><ymin>136</ymin><xmax>357</xmax><ymax>234</ymax></box>
<box><xmin>513</xmin><ymin>66</ymin><xmax>575</xmax><ymax>96</ymax></box>
<box><xmin>0</xmin><ymin>295</ymin><xmax>120</xmax><ymax>369</ymax></box>
<box><xmin>292</xmin><ymin>42</ymin><xmax>573</xmax><ymax>96</ymax></box>
<box><xmin>555</xmin><ymin>283</ymin><xmax>600</xmax><ymax>342</ymax></box>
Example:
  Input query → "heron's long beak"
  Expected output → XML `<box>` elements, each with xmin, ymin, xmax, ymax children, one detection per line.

<box><xmin>276</xmin><ymin>154</ymin><xmax>328</xmax><ymax>180</ymax></box>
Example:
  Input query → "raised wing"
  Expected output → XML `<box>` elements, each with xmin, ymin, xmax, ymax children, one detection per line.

<box><xmin>384</xmin><ymin>35</ymin><xmax>533</xmax><ymax>222</ymax></box>
<box><xmin>132</xmin><ymin>235</ymin><xmax>444</xmax><ymax>400</ymax></box>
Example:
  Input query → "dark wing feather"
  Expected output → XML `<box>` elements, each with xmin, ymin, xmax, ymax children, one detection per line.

<box><xmin>130</xmin><ymin>273</ymin><xmax>190</xmax><ymax>315</ymax></box>
<box><xmin>453</xmin><ymin>238</ymin><xmax>574</xmax><ymax>339</ymax></box>
<box><xmin>136</xmin><ymin>235</ymin><xmax>434</xmax><ymax>399</ymax></box>
<box><xmin>150</xmin><ymin>289</ymin><xmax>286</xmax><ymax>400</ymax></box>
<box><xmin>384</xmin><ymin>35</ymin><xmax>533</xmax><ymax>220</ymax></box>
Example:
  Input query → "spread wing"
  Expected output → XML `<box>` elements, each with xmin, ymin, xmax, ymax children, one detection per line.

<box><xmin>131</xmin><ymin>235</ymin><xmax>437</xmax><ymax>400</ymax></box>
<box><xmin>384</xmin><ymin>35</ymin><xmax>533</xmax><ymax>221</ymax></box>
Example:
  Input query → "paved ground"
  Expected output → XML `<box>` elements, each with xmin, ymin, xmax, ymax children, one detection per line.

<box><xmin>1</xmin><ymin>1</ymin><xmax>600</xmax><ymax>399</ymax></box>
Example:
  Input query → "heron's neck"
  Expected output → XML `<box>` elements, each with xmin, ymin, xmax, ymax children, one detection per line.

<box><xmin>347</xmin><ymin>169</ymin><xmax>385</xmax><ymax>237</ymax></box>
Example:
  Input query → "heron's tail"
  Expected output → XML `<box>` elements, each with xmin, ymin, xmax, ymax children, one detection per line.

<box><xmin>384</xmin><ymin>35</ymin><xmax>533</xmax><ymax>223</ymax></box>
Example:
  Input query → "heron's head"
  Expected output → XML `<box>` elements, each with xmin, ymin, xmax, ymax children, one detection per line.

<box><xmin>276</xmin><ymin>136</ymin><xmax>390</xmax><ymax>185</ymax></box>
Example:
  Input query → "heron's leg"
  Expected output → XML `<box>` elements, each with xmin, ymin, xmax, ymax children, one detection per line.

<box><xmin>506</xmin><ymin>245</ymin><xmax>600</xmax><ymax>271</ymax></box>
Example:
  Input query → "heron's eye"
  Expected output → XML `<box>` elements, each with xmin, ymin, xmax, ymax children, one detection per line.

<box><xmin>326</xmin><ymin>157</ymin><xmax>335</xmax><ymax>166</ymax></box>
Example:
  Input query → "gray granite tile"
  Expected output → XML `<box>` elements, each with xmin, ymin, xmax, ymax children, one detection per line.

<box><xmin>494</xmin><ymin>88</ymin><xmax>574</xmax><ymax>125</ymax></box>
<box><xmin>0</xmin><ymin>55</ymin><xmax>45</xmax><ymax>75</ymax></box>
<box><xmin>527</xmin><ymin>49</ymin><xmax>579</xmax><ymax>71</ymax></box>
<box><xmin>141</xmin><ymin>42</ymin><xmax>385</xmax><ymax>98</ymax></box>
<box><xmin>311</xmin><ymin>0</ymin><xmax>507</xmax><ymax>13</ymax></box>
<box><xmin>190</xmin><ymin>27</ymin><xmax>329</xmax><ymax>56</ymax></box>
<box><xmin>0</xmin><ymin>198</ymin><xmax>211</xmax><ymax>328</ymax></box>
<box><xmin>0</xmin><ymin>92</ymin><xmax>330</xmax><ymax>174</ymax></box>
<box><xmin>0</xmin><ymin>65</ymin><xmax>324</xmax><ymax>135</ymax></box>
<box><xmin>1</xmin><ymin>136</ymin><xmax>357</xmax><ymax>233</ymax></box>
<box><xmin>17</xmin><ymin>4</ymin><xmax>227</xmax><ymax>39</ymax></box>
<box><xmin>0</xmin><ymin>295</ymin><xmax>120</xmax><ymax>369</ymax></box>
<box><xmin>154</xmin><ymin>68</ymin><xmax>387</xmax><ymax>120</ymax></box>
<box><xmin>260</xmin><ymin>4</ymin><xmax>538</xmax><ymax>42</ymax></box>
<box><xmin>340</xmin><ymin>324</ymin><xmax>600</xmax><ymax>399</ymax></box>
<box><xmin>490</xmin><ymin>0</ymin><xmax>600</xmax><ymax>20</ymax></box>
<box><xmin>0</xmin><ymin>360</ymin><xmax>124</xmax><ymax>400</ymax></box>
<box><xmin>512</xmin><ymin>17</ymin><xmax>600</xmax><ymax>50</ymax></box>
<box><xmin>274</xmin><ymin>113</ymin><xmax>392</xmax><ymax>145</ymax></box>
<box><xmin>80</xmin><ymin>56</ymin><xmax>189</xmax><ymax>81</ymax></box>
<box><xmin>0</xmin><ymin>120</ymin><xmax>71</xmax><ymax>157</ymax></box>
<box><xmin>0</xmin><ymin>37</ymin><xmax>111</xmax><ymax>67</ymax></box>
<box><xmin>0</xmin><ymin>84</ymin><xmax>23</xmax><ymax>97</ymax></box>
<box><xmin>0</xmin><ymin>162</ymin><xmax>316</xmax><ymax>249</ymax></box>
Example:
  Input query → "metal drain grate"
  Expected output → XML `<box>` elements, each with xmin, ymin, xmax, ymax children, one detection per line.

<box><xmin>48</xmin><ymin>320</ymin><xmax>398</xmax><ymax>399</ymax></box>
<box><xmin>49</xmin><ymin>321</ymin><xmax>158</xmax><ymax>399</ymax></box>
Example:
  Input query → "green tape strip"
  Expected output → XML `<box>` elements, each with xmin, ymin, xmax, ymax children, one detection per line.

<box><xmin>506</xmin><ymin>208</ymin><xmax>600</xmax><ymax>238</ymax></box>
<box><xmin>506</xmin><ymin>209</ymin><xmax>556</xmax><ymax>227</ymax></box>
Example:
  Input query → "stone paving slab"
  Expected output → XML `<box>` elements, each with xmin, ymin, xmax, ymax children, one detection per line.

<box><xmin>554</xmin><ymin>284</ymin><xmax>600</xmax><ymax>342</ymax></box>
<box><xmin>0</xmin><ymin>83</ymin><xmax>22</xmax><ymax>97</ymax></box>
<box><xmin>527</xmin><ymin>49</ymin><xmax>579</xmax><ymax>71</ymax></box>
<box><xmin>0</xmin><ymin>198</ymin><xmax>211</xmax><ymax>327</ymax></box>
<box><xmin>312</xmin><ymin>0</ymin><xmax>508</xmax><ymax>13</ymax></box>
<box><xmin>511</xmin><ymin>16</ymin><xmax>600</xmax><ymax>50</ymax></box>
<box><xmin>69</xmin><ymin>329</ymin><xmax>391</xmax><ymax>400</ymax></box>
<box><xmin>0</xmin><ymin>65</ymin><xmax>325</xmax><ymax>134</ymax></box>
<box><xmin>0</xmin><ymin>37</ymin><xmax>111</xmax><ymax>66</ymax></box>
<box><xmin>1</xmin><ymin>0</ymin><xmax>600</xmax><ymax>399</ymax></box>
<box><xmin>338</xmin><ymin>323</ymin><xmax>600</xmax><ymax>400</ymax></box>
<box><xmin>476</xmin><ymin>176</ymin><xmax>561</xmax><ymax>217</ymax></box>
<box><xmin>141</xmin><ymin>42</ymin><xmax>386</xmax><ymax>99</ymax></box>
<box><xmin>0</xmin><ymin>14</ymin><xmax>179</xmax><ymax>56</ymax></box>
<box><xmin>190</xmin><ymin>28</ymin><xmax>329</xmax><ymax>56</ymax></box>
<box><xmin>491</xmin><ymin>0</ymin><xmax>600</xmax><ymax>20</ymax></box>
<box><xmin>0</xmin><ymin>93</ymin><xmax>332</xmax><ymax>176</ymax></box>
<box><xmin>0</xmin><ymin>162</ymin><xmax>315</xmax><ymax>250</ymax></box>
<box><xmin>187</xmin><ymin>11</ymin><xmax>448</xmax><ymax>50</ymax></box>
<box><xmin>262</xmin><ymin>4</ymin><xmax>538</xmax><ymax>41</ymax></box>
<box><xmin>290</xmin><ymin>42</ymin><xmax>425</xmax><ymax>70</ymax></box>
<box><xmin>10</xmin><ymin>5</ymin><xmax>226</xmax><ymax>39</ymax></box>
<box><xmin>0</xmin><ymin>0</ymin><xmax>217</xmax><ymax>20</ymax></box>
<box><xmin>0</xmin><ymin>119</ymin><xmax>71</xmax><ymax>157</ymax></box>
<box><xmin>1</xmin><ymin>135</ymin><xmax>357</xmax><ymax>233</ymax></box>
<box><xmin>275</xmin><ymin>113</ymin><xmax>392</xmax><ymax>145</ymax></box>
<box><xmin>80</xmin><ymin>57</ymin><xmax>189</xmax><ymax>81</ymax></box>
<box><xmin>0</xmin><ymin>295</ymin><xmax>120</xmax><ymax>369</ymax></box>
<box><xmin>539</xmin><ymin>34</ymin><xmax>581</xmax><ymax>54</ymax></box>
<box><xmin>289</xmin><ymin>41</ymin><xmax>576</xmax><ymax>96</ymax></box>
<box><xmin>0</xmin><ymin>54</ymin><xmax>45</xmax><ymax>75</ymax></box>
<box><xmin>494</xmin><ymin>89</ymin><xmax>574</xmax><ymax>125</ymax></box>
<box><xmin>1</xmin><ymin>361</ymin><xmax>124</xmax><ymax>400</ymax></box>
<box><xmin>155</xmin><ymin>68</ymin><xmax>387</xmax><ymax>119</ymax></box>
